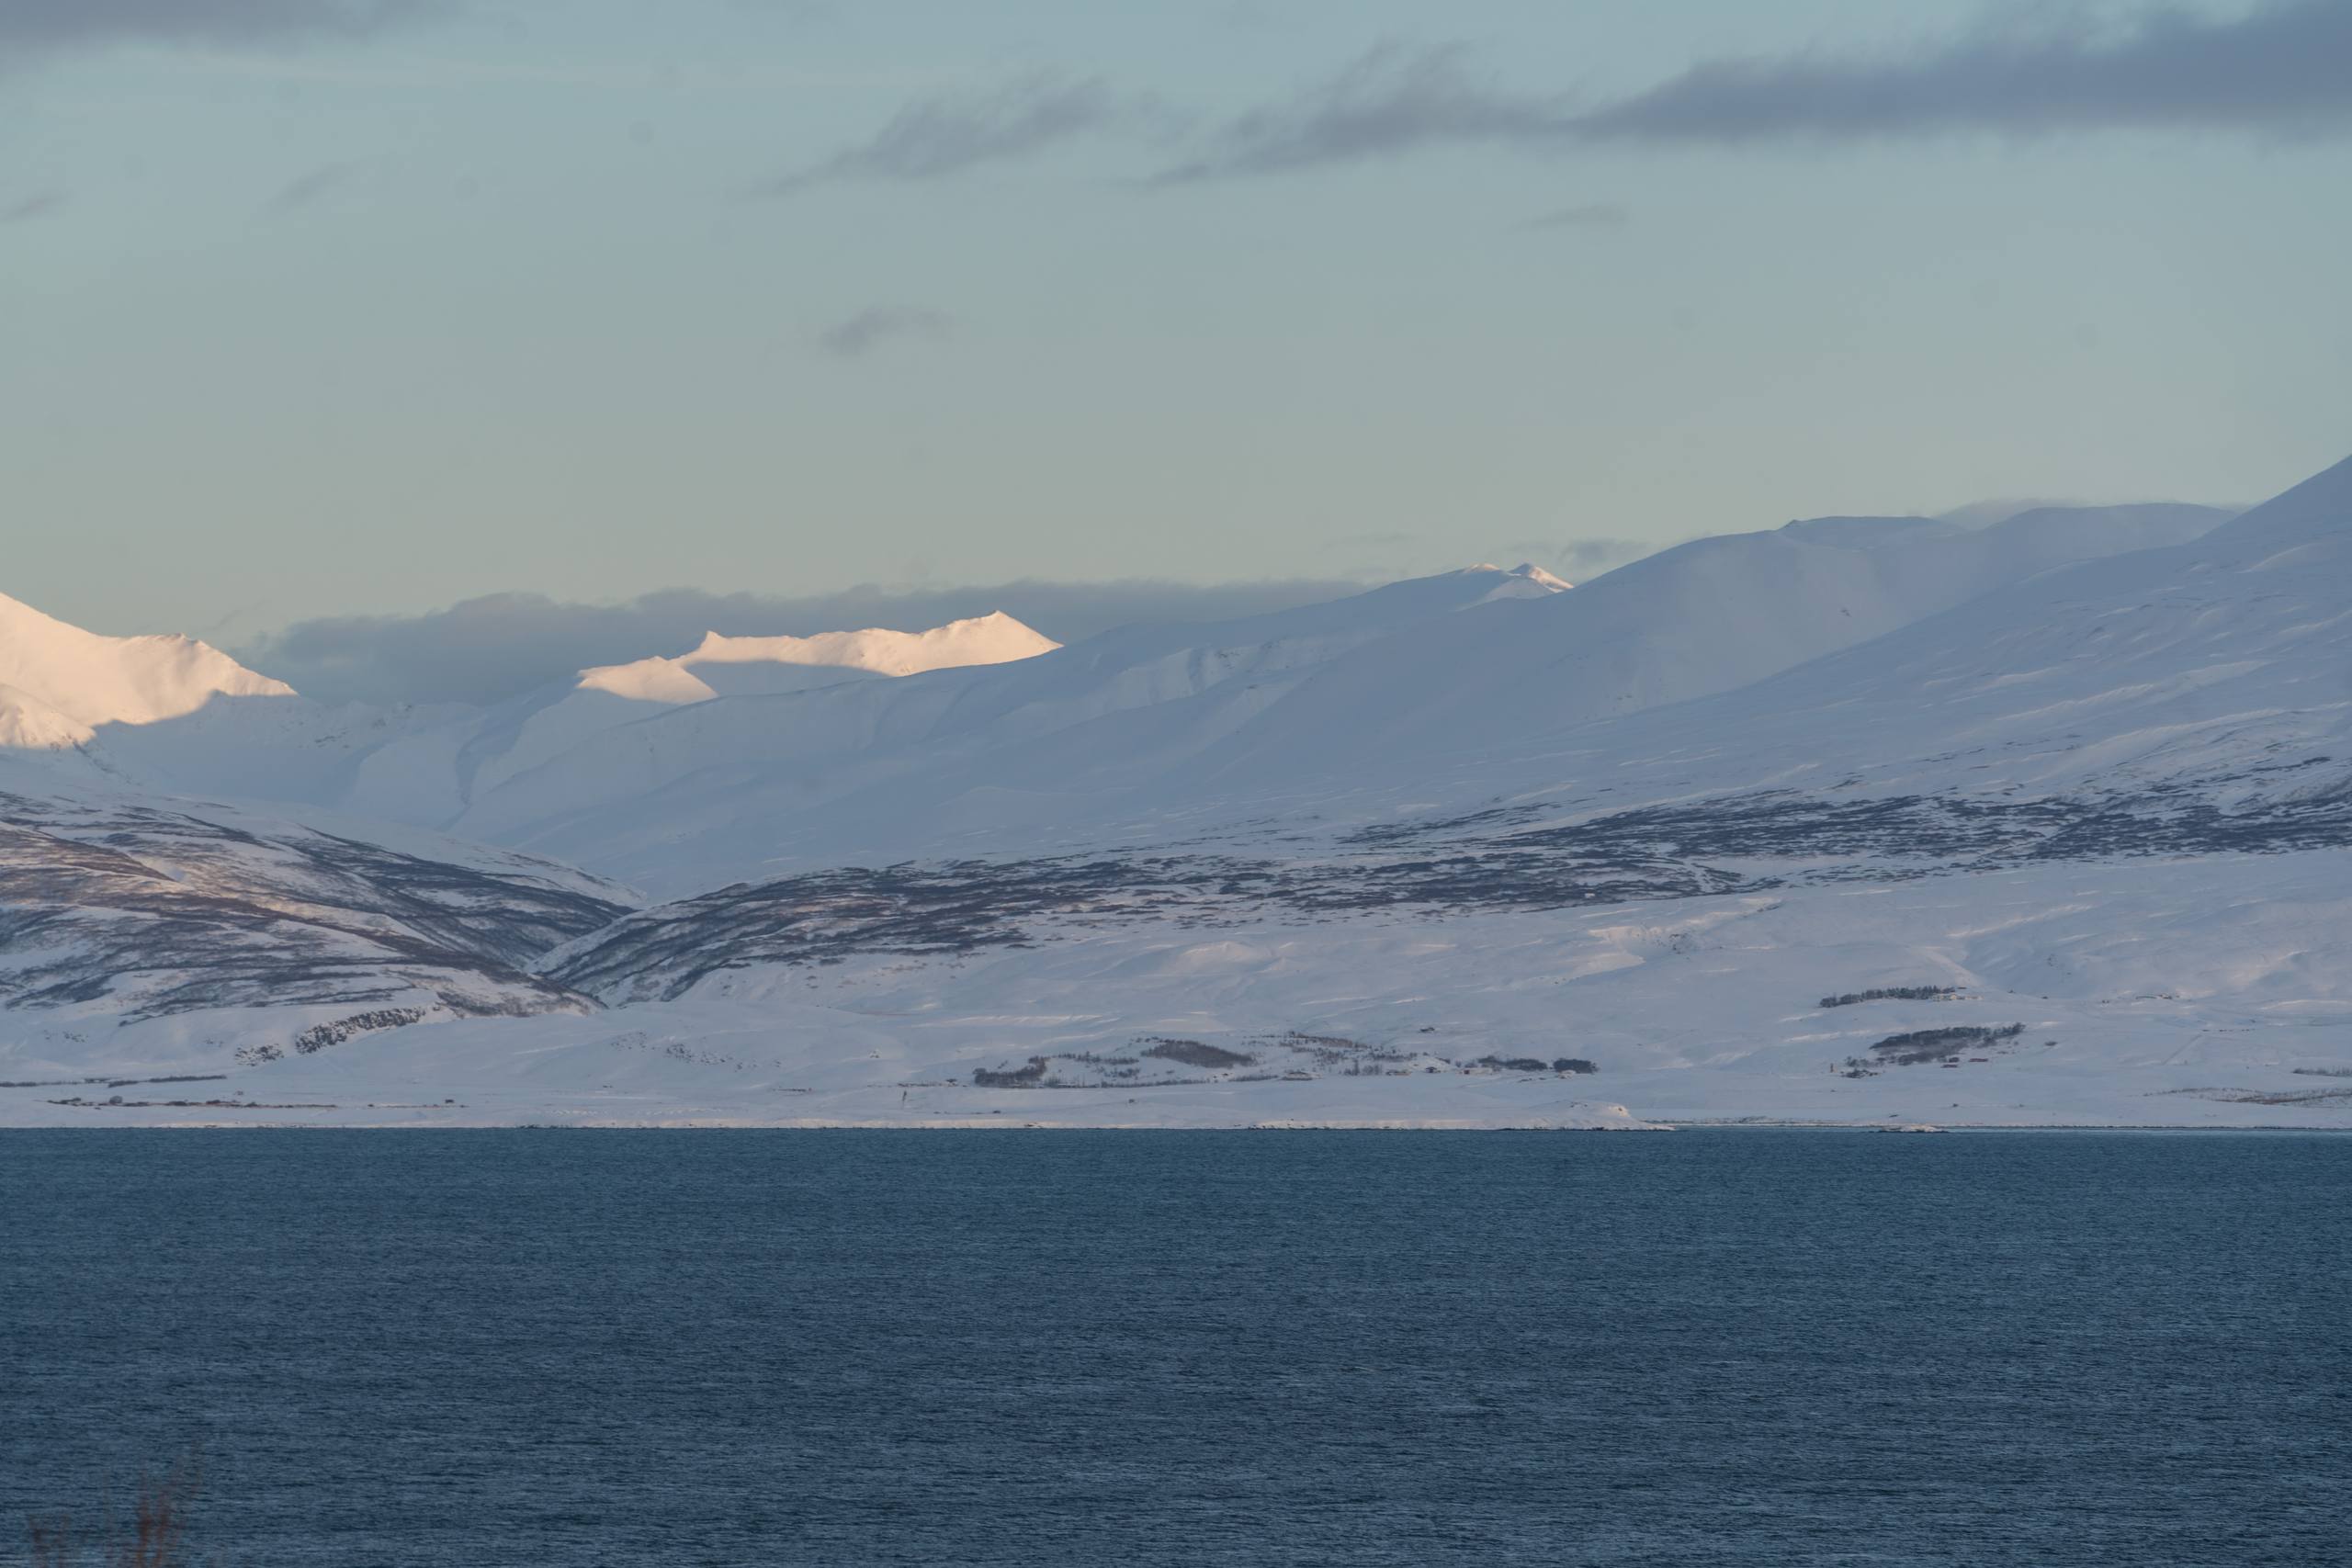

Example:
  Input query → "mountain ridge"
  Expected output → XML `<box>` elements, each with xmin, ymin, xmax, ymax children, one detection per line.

<box><xmin>0</xmin><ymin>589</ymin><xmax>293</xmax><ymax>728</ymax></box>
<box><xmin>3</xmin><ymin>469</ymin><xmax>2345</xmax><ymax>1129</ymax></box>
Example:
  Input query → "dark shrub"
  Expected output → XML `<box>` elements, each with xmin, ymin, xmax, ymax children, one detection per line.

<box><xmin>972</xmin><ymin>1055</ymin><xmax>1049</xmax><ymax>1088</ymax></box>
<box><xmin>292</xmin><ymin>1007</ymin><xmax>427</xmax><ymax>1055</ymax></box>
<box><xmin>1139</xmin><ymin>1038</ymin><xmax>1255</xmax><ymax>1070</ymax></box>
<box><xmin>1868</xmin><ymin>1023</ymin><xmax>2024</xmax><ymax>1066</ymax></box>
<box><xmin>1819</xmin><ymin>986</ymin><xmax>1959</xmax><ymax>1009</ymax></box>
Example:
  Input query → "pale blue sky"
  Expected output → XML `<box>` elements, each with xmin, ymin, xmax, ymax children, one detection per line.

<box><xmin>4</xmin><ymin>0</ymin><xmax>2348</xmax><ymax>641</ymax></box>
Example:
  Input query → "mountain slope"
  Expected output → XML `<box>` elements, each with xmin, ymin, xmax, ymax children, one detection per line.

<box><xmin>0</xmin><ymin>760</ymin><xmax>631</xmax><ymax>1077</ymax></box>
<box><xmin>446</xmin><ymin>611</ymin><xmax>1060</xmax><ymax>806</ymax></box>
<box><xmin>0</xmin><ymin>604</ymin><xmax>1063</xmax><ymax>829</ymax></box>
<box><xmin>0</xmin><ymin>684</ymin><xmax>96</xmax><ymax>751</ymax></box>
<box><xmin>1159</xmin><ymin>500</ymin><xmax>2240</xmax><ymax>805</ymax></box>
<box><xmin>13</xmin><ymin>468</ymin><xmax>2345</xmax><ymax>1131</ymax></box>
<box><xmin>386</xmin><ymin>463</ymin><xmax>2341</xmax><ymax>1129</ymax></box>
<box><xmin>437</xmin><ymin>564</ymin><xmax>1568</xmax><ymax>888</ymax></box>
<box><xmin>0</xmin><ymin>591</ymin><xmax>292</xmax><ymax>727</ymax></box>
<box><xmin>1430</xmin><ymin>453</ymin><xmax>2352</xmax><ymax>826</ymax></box>
<box><xmin>436</xmin><ymin>508</ymin><xmax>2226</xmax><ymax>889</ymax></box>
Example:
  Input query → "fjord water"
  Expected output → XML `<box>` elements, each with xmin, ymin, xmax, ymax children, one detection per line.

<box><xmin>4</xmin><ymin>1133</ymin><xmax>2345</xmax><ymax>1566</ymax></box>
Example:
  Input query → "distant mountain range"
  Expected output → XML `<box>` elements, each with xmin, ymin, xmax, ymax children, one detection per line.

<box><xmin>6</xmin><ymin>465</ymin><xmax>2347</xmax><ymax>1129</ymax></box>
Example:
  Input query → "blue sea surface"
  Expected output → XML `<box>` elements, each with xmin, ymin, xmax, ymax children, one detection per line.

<box><xmin>4</xmin><ymin>1130</ymin><xmax>2346</xmax><ymax>1565</ymax></box>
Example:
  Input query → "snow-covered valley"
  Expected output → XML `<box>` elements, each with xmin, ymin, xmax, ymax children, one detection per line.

<box><xmin>6</xmin><ymin>464</ymin><xmax>2349</xmax><ymax>1128</ymax></box>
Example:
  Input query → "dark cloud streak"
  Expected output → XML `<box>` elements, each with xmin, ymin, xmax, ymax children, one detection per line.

<box><xmin>814</xmin><ymin>305</ymin><xmax>955</xmax><ymax>358</ymax></box>
<box><xmin>1580</xmin><ymin>0</ymin><xmax>2352</xmax><ymax>142</ymax></box>
<box><xmin>759</xmin><ymin>70</ymin><xmax>1136</xmax><ymax>193</ymax></box>
<box><xmin>1154</xmin><ymin>43</ymin><xmax>1567</xmax><ymax>182</ymax></box>
<box><xmin>1156</xmin><ymin>4</ymin><xmax>2352</xmax><ymax>181</ymax></box>
<box><xmin>265</xmin><ymin>160</ymin><xmax>362</xmax><ymax>215</ymax></box>
<box><xmin>2</xmin><ymin>189</ymin><xmax>66</xmax><ymax>222</ymax></box>
<box><xmin>1522</xmin><ymin>201</ymin><xmax>1629</xmax><ymax>229</ymax></box>
<box><xmin>0</xmin><ymin>0</ymin><xmax>438</xmax><ymax>51</ymax></box>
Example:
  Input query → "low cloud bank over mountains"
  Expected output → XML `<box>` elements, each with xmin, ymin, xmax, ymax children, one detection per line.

<box><xmin>239</xmin><ymin>577</ymin><xmax>1369</xmax><ymax>707</ymax></box>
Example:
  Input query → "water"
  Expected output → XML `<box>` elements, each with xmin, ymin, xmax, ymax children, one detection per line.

<box><xmin>4</xmin><ymin>1131</ymin><xmax>2346</xmax><ymax>1566</ymax></box>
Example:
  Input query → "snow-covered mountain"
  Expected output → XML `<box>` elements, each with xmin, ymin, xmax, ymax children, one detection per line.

<box><xmin>434</xmin><ymin>562</ymin><xmax>1570</xmax><ymax>886</ymax></box>
<box><xmin>9</xmin><ymin>467</ymin><xmax>2352</xmax><ymax>1132</ymax></box>
<box><xmin>0</xmin><ymin>590</ymin><xmax>293</xmax><ymax>728</ymax></box>
<box><xmin>4</xmin><ymin>604</ymin><xmax>1064</xmax><ymax>824</ymax></box>
<box><xmin>0</xmin><ymin>588</ymin><xmax>295</xmax><ymax>761</ymax></box>
<box><xmin>333</xmin><ymin>609</ymin><xmax>1060</xmax><ymax>820</ymax></box>
<box><xmin>0</xmin><ymin>587</ymin><xmax>458</xmax><ymax>802</ymax></box>
<box><xmin>0</xmin><ymin>685</ymin><xmax>96</xmax><ymax>753</ymax></box>
<box><xmin>601</xmin><ymin>613</ymin><xmax>1060</xmax><ymax>688</ymax></box>
<box><xmin>1123</xmin><ymin>499</ymin><xmax>2238</xmax><ymax>813</ymax></box>
<box><xmin>419</xmin><ymin>504</ymin><xmax>2227</xmax><ymax>889</ymax></box>
<box><xmin>1426</xmin><ymin>457</ymin><xmax>2352</xmax><ymax>826</ymax></box>
<box><xmin>0</xmin><ymin>756</ymin><xmax>630</xmax><ymax>1076</ymax></box>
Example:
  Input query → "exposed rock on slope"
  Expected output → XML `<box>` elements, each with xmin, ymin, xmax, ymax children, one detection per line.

<box><xmin>0</xmin><ymin>772</ymin><xmax>628</xmax><ymax>1030</ymax></box>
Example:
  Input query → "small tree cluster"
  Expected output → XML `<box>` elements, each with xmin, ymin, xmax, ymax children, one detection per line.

<box><xmin>1139</xmin><ymin>1038</ymin><xmax>1255</xmax><ymax>1070</ymax></box>
<box><xmin>1866</xmin><ymin>1023</ymin><xmax>2025</xmax><ymax>1066</ymax></box>
<box><xmin>291</xmin><ymin>1007</ymin><xmax>428</xmax><ymax>1055</ymax></box>
<box><xmin>972</xmin><ymin>1055</ymin><xmax>1049</xmax><ymax>1089</ymax></box>
<box><xmin>1818</xmin><ymin>986</ymin><xmax>1960</xmax><ymax>1009</ymax></box>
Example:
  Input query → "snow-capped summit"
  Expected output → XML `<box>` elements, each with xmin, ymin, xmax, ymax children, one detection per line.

<box><xmin>1505</xmin><ymin>562</ymin><xmax>1575</xmax><ymax>592</ymax></box>
<box><xmin>334</xmin><ymin>609</ymin><xmax>1065</xmax><ymax>817</ymax></box>
<box><xmin>579</xmin><ymin>611</ymin><xmax>1058</xmax><ymax>702</ymax></box>
<box><xmin>0</xmin><ymin>590</ymin><xmax>293</xmax><ymax>730</ymax></box>
<box><xmin>1453</xmin><ymin>562</ymin><xmax>1574</xmax><ymax>602</ymax></box>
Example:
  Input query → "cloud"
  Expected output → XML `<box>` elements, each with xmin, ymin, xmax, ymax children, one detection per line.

<box><xmin>1158</xmin><ymin>6</ymin><xmax>2352</xmax><ymax>181</ymax></box>
<box><xmin>0</xmin><ymin>1</ymin><xmax>438</xmax><ymax>52</ymax></box>
<box><xmin>1522</xmin><ymin>201</ymin><xmax>1629</xmax><ymax>230</ymax></box>
<box><xmin>264</xmin><ymin>160</ymin><xmax>361</xmax><ymax>215</ymax></box>
<box><xmin>759</xmin><ymin>70</ymin><xmax>1134</xmax><ymax>194</ymax></box>
<box><xmin>1555</xmin><ymin>536</ymin><xmax>1656</xmax><ymax>574</ymax></box>
<box><xmin>1155</xmin><ymin>42</ymin><xmax>1569</xmax><ymax>182</ymax></box>
<box><xmin>1494</xmin><ymin>536</ymin><xmax>1660</xmax><ymax>577</ymax></box>
<box><xmin>1578</xmin><ymin>0</ymin><xmax>2352</xmax><ymax>142</ymax></box>
<box><xmin>2</xmin><ymin>190</ymin><xmax>65</xmax><ymax>222</ymax></box>
<box><xmin>239</xmin><ymin>579</ymin><xmax>1374</xmax><ymax>707</ymax></box>
<box><xmin>814</xmin><ymin>305</ymin><xmax>955</xmax><ymax>358</ymax></box>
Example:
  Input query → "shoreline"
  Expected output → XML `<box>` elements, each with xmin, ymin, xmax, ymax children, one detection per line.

<box><xmin>6</xmin><ymin>1117</ymin><xmax>2349</xmax><ymax>1134</ymax></box>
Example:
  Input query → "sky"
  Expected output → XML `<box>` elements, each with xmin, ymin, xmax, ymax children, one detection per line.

<box><xmin>3</xmin><ymin>0</ymin><xmax>2349</xmax><ymax>682</ymax></box>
